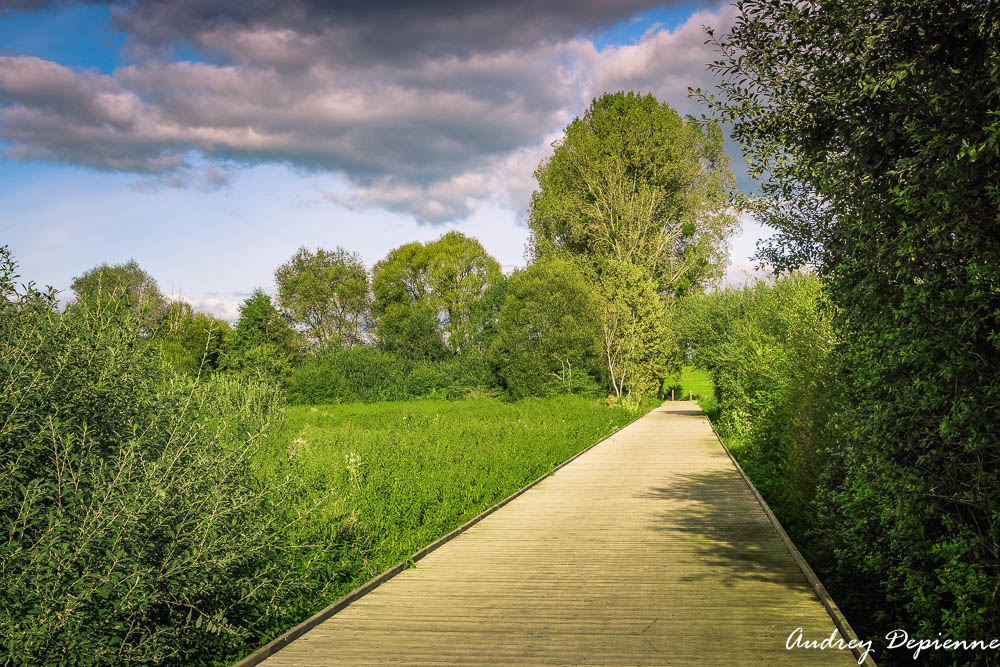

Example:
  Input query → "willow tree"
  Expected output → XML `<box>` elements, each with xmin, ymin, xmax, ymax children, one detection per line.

<box><xmin>528</xmin><ymin>92</ymin><xmax>738</xmax><ymax>396</ymax></box>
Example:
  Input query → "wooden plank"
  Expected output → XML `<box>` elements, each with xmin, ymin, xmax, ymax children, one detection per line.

<box><xmin>243</xmin><ymin>402</ymin><xmax>864</xmax><ymax>666</ymax></box>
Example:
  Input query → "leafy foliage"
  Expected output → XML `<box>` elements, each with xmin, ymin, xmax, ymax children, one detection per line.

<box><xmin>528</xmin><ymin>91</ymin><xmax>738</xmax><ymax>296</ymax></box>
<box><xmin>286</xmin><ymin>346</ymin><xmax>497</xmax><ymax>405</ymax></box>
<box><xmin>707</xmin><ymin>0</ymin><xmax>1000</xmax><ymax>655</ymax></box>
<box><xmin>372</xmin><ymin>232</ymin><xmax>503</xmax><ymax>357</ymax></box>
<box><xmin>527</xmin><ymin>92</ymin><xmax>734</xmax><ymax>397</ymax></box>
<box><xmin>71</xmin><ymin>259</ymin><xmax>166</xmax><ymax>331</ymax></box>
<box><xmin>374</xmin><ymin>300</ymin><xmax>450</xmax><ymax>362</ymax></box>
<box><xmin>152</xmin><ymin>301</ymin><xmax>233</xmax><ymax>376</ymax></box>
<box><xmin>675</xmin><ymin>274</ymin><xmax>836</xmax><ymax>544</ymax></box>
<box><xmin>0</xmin><ymin>247</ymin><xmax>325</xmax><ymax>665</ymax></box>
<box><xmin>275</xmin><ymin>246</ymin><xmax>372</xmax><ymax>349</ymax></box>
<box><xmin>489</xmin><ymin>259</ymin><xmax>604</xmax><ymax>398</ymax></box>
<box><xmin>224</xmin><ymin>289</ymin><xmax>300</xmax><ymax>383</ymax></box>
<box><xmin>599</xmin><ymin>260</ymin><xmax>679</xmax><ymax>397</ymax></box>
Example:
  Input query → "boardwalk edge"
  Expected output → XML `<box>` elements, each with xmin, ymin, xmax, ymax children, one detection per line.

<box><xmin>704</xmin><ymin>411</ymin><xmax>878</xmax><ymax>667</ymax></box>
<box><xmin>231</xmin><ymin>401</ymin><xmax>654</xmax><ymax>667</ymax></box>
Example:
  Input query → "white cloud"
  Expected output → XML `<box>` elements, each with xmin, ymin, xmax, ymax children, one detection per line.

<box><xmin>168</xmin><ymin>294</ymin><xmax>241</xmax><ymax>321</ymax></box>
<box><xmin>0</xmin><ymin>3</ymin><xmax>737</xmax><ymax>223</ymax></box>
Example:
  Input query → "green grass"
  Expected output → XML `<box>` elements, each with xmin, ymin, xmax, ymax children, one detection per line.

<box><xmin>665</xmin><ymin>365</ymin><xmax>715</xmax><ymax>401</ymax></box>
<box><xmin>245</xmin><ymin>394</ymin><xmax>651</xmax><ymax>657</ymax></box>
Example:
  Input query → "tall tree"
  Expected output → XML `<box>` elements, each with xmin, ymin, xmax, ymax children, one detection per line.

<box><xmin>372</xmin><ymin>232</ymin><xmax>502</xmax><ymax>357</ymax></box>
<box><xmin>706</xmin><ymin>0</ymin><xmax>1000</xmax><ymax>647</ymax></box>
<box><xmin>274</xmin><ymin>246</ymin><xmax>372</xmax><ymax>350</ymax></box>
<box><xmin>529</xmin><ymin>93</ymin><xmax>716</xmax><ymax>395</ymax></box>
<box><xmin>528</xmin><ymin>92</ymin><xmax>739</xmax><ymax>296</ymax></box>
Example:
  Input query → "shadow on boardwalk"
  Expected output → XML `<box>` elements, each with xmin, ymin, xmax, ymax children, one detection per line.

<box><xmin>640</xmin><ymin>466</ymin><xmax>810</xmax><ymax>591</ymax></box>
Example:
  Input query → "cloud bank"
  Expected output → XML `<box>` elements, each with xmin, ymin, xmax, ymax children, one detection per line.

<box><xmin>0</xmin><ymin>0</ymin><xmax>736</xmax><ymax>222</ymax></box>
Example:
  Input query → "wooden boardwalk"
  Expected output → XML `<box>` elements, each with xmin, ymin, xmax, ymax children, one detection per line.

<box><xmin>251</xmin><ymin>402</ymin><xmax>861</xmax><ymax>665</ymax></box>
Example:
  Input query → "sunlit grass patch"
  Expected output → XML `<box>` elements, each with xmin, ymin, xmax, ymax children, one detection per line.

<box><xmin>665</xmin><ymin>365</ymin><xmax>715</xmax><ymax>400</ymax></box>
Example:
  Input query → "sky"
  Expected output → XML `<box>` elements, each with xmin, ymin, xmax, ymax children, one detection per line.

<box><xmin>0</xmin><ymin>0</ymin><xmax>769</xmax><ymax>320</ymax></box>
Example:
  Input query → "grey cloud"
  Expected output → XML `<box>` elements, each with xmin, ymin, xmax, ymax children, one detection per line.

<box><xmin>0</xmin><ymin>1</ymin><xmax>741</xmax><ymax>222</ymax></box>
<box><xmin>131</xmin><ymin>164</ymin><xmax>234</xmax><ymax>192</ymax></box>
<box><xmin>108</xmin><ymin>1</ymin><xmax>669</xmax><ymax>62</ymax></box>
<box><xmin>0</xmin><ymin>51</ymin><xmax>566</xmax><ymax>184</ymax></box>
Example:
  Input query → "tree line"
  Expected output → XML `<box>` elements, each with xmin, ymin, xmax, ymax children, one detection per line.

<box><xmin>70</xmin><ymin>91</ymin><xmax>739</xmax><ymax>406</ymax></box>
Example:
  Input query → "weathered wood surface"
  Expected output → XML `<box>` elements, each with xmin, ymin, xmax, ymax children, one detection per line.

<box><xmin>258</xmin><ymin>402</ymin><xmax>857</xmax><ymax>665</ymax></box>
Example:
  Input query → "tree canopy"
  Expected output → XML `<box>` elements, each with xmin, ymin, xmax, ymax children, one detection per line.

<box><xmin>372</xmin><ymin>232</ymin><xmax>502</xmax><ymax>357</ymax></box>
<box><xmin>275</xmin><ymin>246</ymin><xmax>371</xmax><ymax>350</ymax></box>
<box><xmin>489</xmin><ymin>259</ymin><xmax>603</xmax><ymax>398</ymax></box>
<box><xmin>527</xmin><ymin>92</ymin><xmax>713</xmax><ymax>397</ymax></box>
<box><xmin>528</xmin><ymin>91</ymin><xmax>739</xmax><ymax>296</ymax></box>
<box><xmin>70</xmin><ymin>259</ymin><xmax>165</xmax><ymax>329</ymax></box>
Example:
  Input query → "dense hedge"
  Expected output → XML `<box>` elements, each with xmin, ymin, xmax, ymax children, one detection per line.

<box><xmin>707</xmin><ymin>1</ymin><xmax>1000</xmax><ymax>660</ymax></box>
<box><xmin>286</xmin><ymin>346</ymin><xmax>498</xmax><ymax>404</ymax></box>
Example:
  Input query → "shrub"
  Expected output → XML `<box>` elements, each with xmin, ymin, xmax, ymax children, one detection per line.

<box><xmin>0</xmin><ymin>247</ymin><xmax>322</xmax><ymax>665</ymax></box>
<box><xmin>287</xmin><ymin>346</ymin><xmax>412</xmax><ymax>404</ymax></box>
<box><xmin>675</xmin><ymin>273</ymin><xmax>836</xmax><ymax>547</ymax></box>
<box><xmin>287</xmin><ymin>346</ymin><xmax>500</xmax><ymax>405</ymax></box>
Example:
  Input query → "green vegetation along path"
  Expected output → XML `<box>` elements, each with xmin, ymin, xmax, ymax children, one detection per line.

<box><xmin>253</xmin><ymin>402</ymin><xmax>856</xmax><ymax>665</ymax></box>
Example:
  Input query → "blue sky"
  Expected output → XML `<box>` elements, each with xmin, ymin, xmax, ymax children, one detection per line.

<box><xmin>1</xmin><ymin>1</ymin><xmax>767</xmax><ymax>319</ymax></box>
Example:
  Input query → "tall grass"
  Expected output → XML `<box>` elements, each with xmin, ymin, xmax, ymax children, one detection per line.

<box><xmin>235</xmin><ymin>395</ymin><xmax>649</xmax><ymax>660</ymax></box>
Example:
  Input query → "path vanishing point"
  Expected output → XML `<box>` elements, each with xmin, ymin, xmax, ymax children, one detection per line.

<box><xmin>239</xmin><ymin>402</ymin><xmax>868</xmax><ymax>666</ymax></box>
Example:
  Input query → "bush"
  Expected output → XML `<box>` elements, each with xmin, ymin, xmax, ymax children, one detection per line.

<box><xmin>287</xmin><ymin>346</ymin><xmax>500</xmax><ymax>405</ymax></box>
<box><xmin>709</xmin><ymin>1</ymin><xmax>1000</xmax><ymax>654</ymax></box>
<box><xmin>0</xmin><ymin>248</ymin><xmax>323</xmax><ymax>665</ymax></box>
<box><xmin>287</xmin><ymin>347</ymin><xmax>412</xmax><ymax>404</ymax></box>
<box><xmin>489</xmin><ymin>259</ymin><xmax>604</xmax><ymax>399</ymax></box>
<box><xmin>675</xmin><ymin>273</ymin><xmax>835</xmax><ymax>548</ymax></box>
